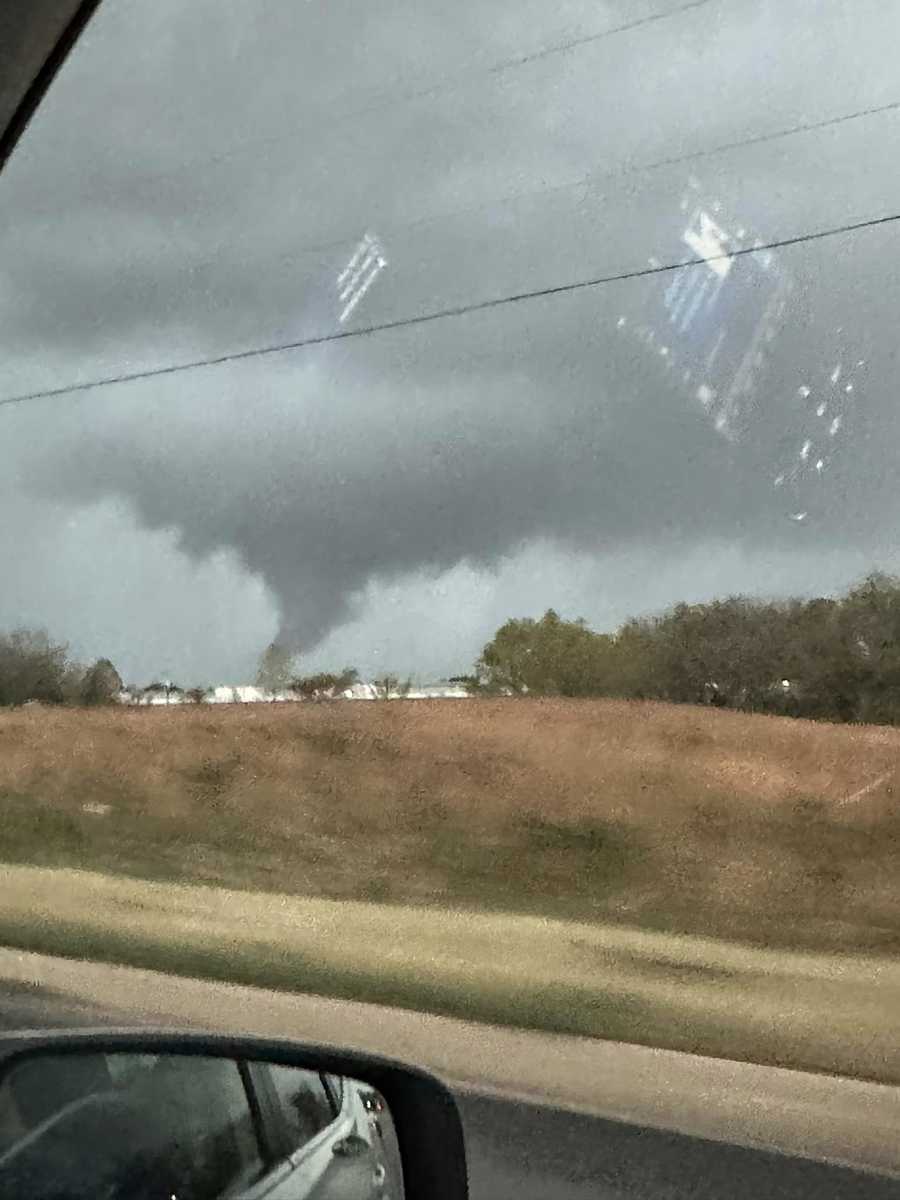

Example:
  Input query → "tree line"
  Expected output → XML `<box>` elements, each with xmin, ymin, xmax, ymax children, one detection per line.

<box><xmin>0</xmin><ymin>630</ymin><xmax>411</xmax><ymax>708</ymax></box>
<box><xmin>256</xmin><ymin>645</ymin><xmax>411</xmax><ymax>700</ymax></box>
<box><xmin>465</xmin><ymin>573</ymin><xmax>900</xmax><ymax>725</ymax></box>
<box><xmin>0</xmin><ymin>630</ymin><xmax>122</xmax><ymax>707</ymax></box>
<box><xmin>7</xmin><ymin>571</ymin><xmax>900</xmax><ymax>722</ymax></box>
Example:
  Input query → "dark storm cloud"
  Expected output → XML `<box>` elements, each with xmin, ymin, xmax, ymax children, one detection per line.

<box><xmin>8</xmin><ymin>0</ymin><xmax>899</xmax><ymax>358</ymax></box>
<box><xmin>10</xmin><ymin>271</ymin><xmax>888</xmax><ymax>655</ymax></box>
<box><xmin>3</xmin><ymin>0</ymin><xmax>900</xmax><ymax>663</ymax></box>
<box><xmin>6</xmin><ymin>317</ymin><xmax>725</xmax><ymax>650</ymax></box>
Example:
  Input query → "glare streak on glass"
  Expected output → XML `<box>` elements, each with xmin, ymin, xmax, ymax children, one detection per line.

<box><xmin>337</xmin><ymin>232</ymin><xmax>388</xmax><ymax>323</ymax></box>
<box><xmin>616</xmin><ymin>175</ymin><xmax>794</xmax><ymax>444</ymax></box>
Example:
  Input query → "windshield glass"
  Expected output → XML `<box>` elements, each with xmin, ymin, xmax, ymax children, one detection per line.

<box><xmin>2</xmin><ymin>0</ymin><xmax>900</xmax><ymax>1127</ymax></box>
<box><xmin>5</xmin><ymin>0</ymin><xmax>897</xmax><ymax>679</ymax></box>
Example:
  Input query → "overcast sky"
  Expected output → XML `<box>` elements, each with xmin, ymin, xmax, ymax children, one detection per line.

<box><xmin>2</xmin><ymin>0</ymin><xmax>900</xmax><ymax>685</ymax></box>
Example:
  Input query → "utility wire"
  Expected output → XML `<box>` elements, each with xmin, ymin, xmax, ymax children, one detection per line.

<box><xmin>38</xmin><ymin>0</ymin><xmax>717</xmax><ymax>200</ymax></box>
<box><xmin>278</xmin><ymin>94</ymin><xmax>900</xmax><ymax>269</ymax></box>
<box><xmin>22</xmin><ymin>0</ymin><xmax>896</xmax><ymax>297</ymax></box>
<box><xmin>193</xmin><ymin>0</ymin><xmax>720</xmax><ymax>175</ymax></box>
<box><xmin>32</xmin><ymin>87</ymin><xmax>898</xmax><ymax>332</ymax></box>
<box><xmin>2</xmin><ymin>208</ymin><xmax>897</xmax><ymax>411</ymax></box>
<box><xmin>398</xmin><ymin>0</ymin><xmax>716</xmax><ymax>83</ymax></box>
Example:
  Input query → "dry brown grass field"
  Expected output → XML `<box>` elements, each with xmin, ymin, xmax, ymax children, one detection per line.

<box><xmin>1</xmin><ymin>697</ymin><xmax>898</xmax><ymax>954</ymax></box>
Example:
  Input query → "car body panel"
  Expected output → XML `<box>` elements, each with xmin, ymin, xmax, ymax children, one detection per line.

<box><xmin>245</xmin><ymin>1070</ymin><xmax>393</xmax><ymax>1200</ymax></box>
<box><xmin>0</xmin><ymin>0</ymin><xmax>103</xmax><ymax>172</ymax></box>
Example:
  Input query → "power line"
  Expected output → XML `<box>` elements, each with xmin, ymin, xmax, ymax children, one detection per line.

<box><xmin>38</xmin><ymin>86</ymin><xmax>897</xmax><ymax>327</ymax></box>
<box><xmin>184</xmin><ymin>1</ymin><xmax>719</xmax><ymax>176</ymax></box>
<box><xmin>287</xmin><ymin>93</ymin><xmax>900</xmax><ymax>271</ymax></box>
<box><xmin>593</xmin><ymin>96</ymin><xmax>900</xmax><ymax>189</ymax></box>
<box><xmin>21</xmin><ymin>0</ymin><xmax>896</xmax><ymax>311</ymax></box>
<box><xmin>3</xmin><ymin>208</ymin><xmax>897</xmax><ymax>411</ymax></box>
<box><xmin>34</xmin><ymin>0</ymin><xmax>717</xmax><ymax>203</ymax></box>
<box><xmin>455</xmin><ymin>0</ymin><xmax>716</xmax><ymax>78</ymax></box>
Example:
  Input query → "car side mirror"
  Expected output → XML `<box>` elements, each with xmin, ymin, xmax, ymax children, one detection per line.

<box><xmin>0</xmin><ymin>1029</ymin><xmax>468</xmax><ymax>1199</ymax></box>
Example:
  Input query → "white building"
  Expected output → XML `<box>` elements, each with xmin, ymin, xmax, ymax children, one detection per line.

<box><xmin>121</xmin><ymin>681</ymin><xmax>470</xmax><ymax>705</ymax></box>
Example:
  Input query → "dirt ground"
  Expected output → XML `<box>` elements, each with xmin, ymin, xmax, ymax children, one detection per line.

<box><xmin>0</xmin><ymin>697</ymin><xmax>898</xmax><ymax>952</ymax></box>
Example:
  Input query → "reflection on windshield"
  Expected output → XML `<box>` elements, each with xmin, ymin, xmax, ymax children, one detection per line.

<box><xmin>2</xmin><ymin>1</ymin><xmax>898</xmax><ymax>682</ymax></box>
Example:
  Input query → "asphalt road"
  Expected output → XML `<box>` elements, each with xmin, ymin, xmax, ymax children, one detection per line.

<box><xmin>0</xmin><ymin>984</ymin><xmax>896</xmax><ymax>1199</ymax></box>
<box><xmin>458</xmin><ymin>1092</ymin><xmax>900</xmax><ymax>1199</ymax></box>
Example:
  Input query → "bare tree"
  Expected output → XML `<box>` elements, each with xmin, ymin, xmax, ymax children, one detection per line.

<box><xmin>144</xmin><ymin>680</ymin><xmax>183</xmax><ymax>705</ymax></box>
<box><xmin>255</xmin><ymin>642</ymin><xmax>296</xmax><ymax>693</ymax></box>
<box><xmin>373</xmin><ymin>674</ymin><xmax>410</xmax><ymax>699</ymax></box>
<box><xmin>290</xmin><ymin>667</ymin><xmax>358</xmax><ymax>702</ymax></box>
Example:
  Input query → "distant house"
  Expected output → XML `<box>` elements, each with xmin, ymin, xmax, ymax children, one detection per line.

<box><xmin>339</xmin><ymin>681</ymin><xmax>471</xmax><ymax>700</ymax></box>
<box><xmin>209</xmin><ymin>685</ymin><xmax>295</xmax><ymax>704</ymax></box>
<box><xmin>120</xmin><ymin>679</ymin><xmax>471</xmax><ymax>706</ymax></box>
<box><xmin>404</xmin><ymin>682</ymin><xmax>470</xmax><ymax>699</ymax></box>
<box><xmin>134</xmin><ymin>681</ymin><xmax>185</xmax><ymax>705</ymax></box>
<box><xmin>339</xmin><ymin>682</ymin><xmax>380</xmax><ymax>700</ymax></box>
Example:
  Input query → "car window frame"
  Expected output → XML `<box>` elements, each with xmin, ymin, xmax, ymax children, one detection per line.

<box><xmin>244</xmin><ymin>1061</ymin><xmax>345</xmax><ymax>1166</ymax></box>
<box><xmin>120</xmin><ymin>1054</ymin><xmax>272</xmax><ymax>1198</ymax></box>
<box><xmin>322</xmin><ymin>1073</ymin><xmax>344</xmax><ymax>1113</ymax></box>
<box><xmin>230</xmin><ymin>1059</ymin><xmax>277</xmax><ymax>1192</ymax></box>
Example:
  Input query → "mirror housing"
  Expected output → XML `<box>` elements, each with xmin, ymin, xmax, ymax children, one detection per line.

<box><xmin>0</xmin><ymin>1028</ymin><xmax>468</xmax><ymax>1199</ymax></box>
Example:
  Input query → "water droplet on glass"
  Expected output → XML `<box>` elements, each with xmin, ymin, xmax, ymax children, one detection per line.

<box><xmin>789</xmin><ymin>512</ymin><xmax>808</xmax><ymax>522</ymax></box>
<box><xmin>617</xmin><ymin>316</ymin><xmax>627</xmax><ymax>327</ymax></box>
<box><xmin>830</xmin><ymin>365</ymin><xmax>842</xmax><ymax>385</ymax></box>
<box><xmin>815</xmin><ymin>459</ymin><xmax>825</xmax><ymax>472</ymax></box>
<box><xmin>798</xmin><ymin>385</ymin><xmax>811</xmax><ymax>398</ymax></box>
<box><xmin>829</xmin><ymin>416</ymin><xmax>842</xmax><ymax>436</ymax></box>
<box><xmin>816</xmin><ymin>403</ymin><xmax>827</xmax><ymax>416</ymax></box>
<box><xmin>773</xmin><ymin>474</ymin><xmax>785</xmax><ymax>488</ymax></box>
<box><xmin>800</xmin><ymin>440</ymin><xmax>812</xmax><ymax>461</ymax></box>
<box><xmin>845</xmin><ymin>383</ymin><xmax>853</xmax><ymax>393</ymax></box>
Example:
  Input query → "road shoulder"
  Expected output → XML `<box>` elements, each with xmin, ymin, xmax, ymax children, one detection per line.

<box><xmin>0</xmin><ymin>945</ymin><xmax>897</xmax><ymax>1179</ymax></box>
